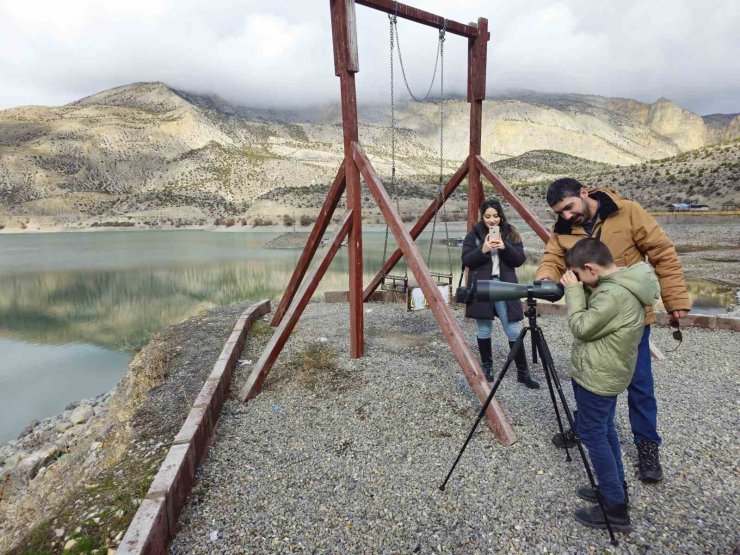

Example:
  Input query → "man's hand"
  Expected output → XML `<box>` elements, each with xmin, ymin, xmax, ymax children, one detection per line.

<box><xmin>670</xmin><ymin>309</ymin><xmax>688</xmax><ymax>324</ymax></box>
<box><xmin>560</xmin><ymin>270</ymin><xmax>580</xmax><ymax>287</ymax></box>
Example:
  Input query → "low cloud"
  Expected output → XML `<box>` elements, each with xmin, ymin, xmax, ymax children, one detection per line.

<box><xmin>0</xmin><ymin>0</ymin><xmax>738</xmax><ymax>114</ymax></box>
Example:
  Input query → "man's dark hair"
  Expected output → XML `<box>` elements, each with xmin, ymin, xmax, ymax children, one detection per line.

<box><xmin>565</xmin><ymin>238</ymin><xmax>614</xmax><ymax>268</ymax></box>
<box><xmin>546</xmin><ymin>177</ymin><xmax>584</xmax><ymax>206</ymax></box>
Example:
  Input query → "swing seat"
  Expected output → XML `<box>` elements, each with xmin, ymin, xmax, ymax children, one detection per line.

<box><xmin>381</xmin><ymin>273</ymin><xmax>409</xmax><ymax>293</ymax></box>
<box><xmin>407</xmin><ymin>282</ymin><xmax>452</xmax><ymax>311</ymax></box>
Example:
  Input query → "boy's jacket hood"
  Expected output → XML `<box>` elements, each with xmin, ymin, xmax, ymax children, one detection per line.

<box><xmin>601</xmin><ymin>262</ymin><xmax>660</xmax><ymax>307</ymax></box>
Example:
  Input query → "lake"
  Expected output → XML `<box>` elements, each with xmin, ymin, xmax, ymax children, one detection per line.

<box><xmin>0</xmin><ymin>228</ymin><xmax>736</xmax><ymax>442</ymax></box>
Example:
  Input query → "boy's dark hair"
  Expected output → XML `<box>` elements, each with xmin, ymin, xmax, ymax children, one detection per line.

<box><xmin>565</xmin><ymin>238</ymin><xmax>614</xmax><ymax>268</ymax></box>
<box><xmin>546</xmin><ymin>177</ymin><xmax>584</xmax><ymax>206</ymax></box>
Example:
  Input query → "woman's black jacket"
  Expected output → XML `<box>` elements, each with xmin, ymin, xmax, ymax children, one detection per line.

<box><xmin>461</xmin><ymin>221</ymin><xmax>526</xmax><ymax>322</ymax></box>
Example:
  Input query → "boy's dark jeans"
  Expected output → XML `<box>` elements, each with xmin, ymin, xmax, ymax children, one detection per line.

<box><xmin>572</xmin><ymin>381</ymin><xmax>626</xmax><ymax>506</ymax></box>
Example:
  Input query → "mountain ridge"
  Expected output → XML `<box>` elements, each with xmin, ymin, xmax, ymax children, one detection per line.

<box><xmin>0</xmin><ymin>82</ymin><xmax>738</xmax><ymax>229</ymax></box>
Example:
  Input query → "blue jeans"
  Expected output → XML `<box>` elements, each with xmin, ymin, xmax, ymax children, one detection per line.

<box><xmin>628</xmin><ymin>326</ymin><xmax>661</xmax><ymax>445</ymax></box>
<box><xmin>476</xmin><ymin>301</ymin><xmax>520</xmax><ymax>343</ymax></box>
<box><xmin>572</xmin><ymin>381</ymin><xmax>626</xmax><ymax>506</ymax></box>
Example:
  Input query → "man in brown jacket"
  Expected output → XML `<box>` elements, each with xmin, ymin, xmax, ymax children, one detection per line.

<box><xmin>536</xmin><ymin>178</ymin><xmax>690</xmax><ymax>483</ymax></box>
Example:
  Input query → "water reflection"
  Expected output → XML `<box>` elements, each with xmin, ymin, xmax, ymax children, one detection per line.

<box><xmin>0</xmin><ymin>231</ymin><xmax>735</xmax><ymax>351</ymax></box>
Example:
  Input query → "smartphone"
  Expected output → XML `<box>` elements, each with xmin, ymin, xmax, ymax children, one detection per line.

<box><xmin>488</xmin><ymin>225</ymin><xmax>500</xmax><ymax>242</ymax></box>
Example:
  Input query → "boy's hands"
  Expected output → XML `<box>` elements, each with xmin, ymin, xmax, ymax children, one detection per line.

<box><xmin>560</xmin><ymin>269</ymin><xmax>580</xmax><ymax>287</ymax></box>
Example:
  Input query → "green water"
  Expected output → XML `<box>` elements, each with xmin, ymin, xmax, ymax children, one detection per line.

<box><xmin>0</xmin><ymin>229</ymin><xmax>735</xmax><ymax>442</ymax></box>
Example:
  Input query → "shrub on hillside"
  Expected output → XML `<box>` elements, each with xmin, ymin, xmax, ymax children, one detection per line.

<box><xmin>283</xmin><ymin>214</ymin><xmax>295</xmax><ymax>227</ymax></box>
<box><xmin>251</xmin><ymin>217</ymin><xmax>274</xmax><ymax>227</ymax></box>
<box><xmin>299</xmin><ymin>214</ymin><xmax>314</xmax><ymax>227</ymax></box>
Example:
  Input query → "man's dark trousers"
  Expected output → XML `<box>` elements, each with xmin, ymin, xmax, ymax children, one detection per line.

<box><xmin>629</xmin><ymin>326</ymin><xmax>661</xmax><ymax>446</ymax></box>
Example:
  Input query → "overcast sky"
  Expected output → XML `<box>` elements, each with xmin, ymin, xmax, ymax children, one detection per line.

<box><xmin>1</xmin><ymin>0</ymin><xmax>738</xmax><ymax>115</ymax></box>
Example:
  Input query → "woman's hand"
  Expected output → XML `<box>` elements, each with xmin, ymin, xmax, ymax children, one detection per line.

<box><xmin>491</xmin><ymin>238</ymin><xmax>505</xmax><ymax>250</ymax></box>
<box><xmin>481</xmin><ymin>235</ymin><xmax>495</xmax><ymax>253</ymax></box>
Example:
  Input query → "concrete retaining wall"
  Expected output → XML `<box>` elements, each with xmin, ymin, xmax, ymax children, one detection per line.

<box><xmin>118</xmin><ymin>300</ymin><xmax>271</xmax><ymax>555</ymax></box>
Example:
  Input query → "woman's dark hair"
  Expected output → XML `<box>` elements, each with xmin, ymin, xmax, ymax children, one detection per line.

<box><xmin>479</xmin><ymin>199</ymin><xmax>521</xmax><ymax>242</ymax></box>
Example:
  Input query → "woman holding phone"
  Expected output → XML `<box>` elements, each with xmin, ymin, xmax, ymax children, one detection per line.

<box><xmin>461</xmin><ymin>199</ymin><xmax>539</xmax><ymax>388</ymax></box>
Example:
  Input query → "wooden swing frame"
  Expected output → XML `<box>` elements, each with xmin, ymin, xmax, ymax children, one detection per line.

<box><xmin>239</xmin><ymin>0</ymin><xmax>552</xmax><ymax>446</ymax></box>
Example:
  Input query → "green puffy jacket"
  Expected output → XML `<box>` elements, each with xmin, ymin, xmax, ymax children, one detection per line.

<box><xmin>565</xmin><ymin>262</ymin><xmax>660</xmax><ymax>396</ymax></box>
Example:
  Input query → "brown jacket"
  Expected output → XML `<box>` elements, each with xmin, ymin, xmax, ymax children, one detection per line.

<box><xmin>535</xmin><ymin>188</ymin><xmax>690</xmax><ymax>324</ymax></box>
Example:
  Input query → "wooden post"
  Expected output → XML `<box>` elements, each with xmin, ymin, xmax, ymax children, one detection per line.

<box><xmin>331</xmin><ymin>0</ymin><xmax>364</xmax><ymax>358</ymax></box>
<box><xmin>354</xmin><ymin>142</ymin><xmax>517</xmax><ymax>445</ymax></box>
<box><xmin>466</xmin><ymin>18</ymin><xmax>488</xmax><ymax>230</ymax></box>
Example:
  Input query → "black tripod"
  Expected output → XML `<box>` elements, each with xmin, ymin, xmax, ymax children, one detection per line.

<box><xmin>439</xmin><ymin>294</ymin><xmax>619</xmax><ymax>546</ymax></box>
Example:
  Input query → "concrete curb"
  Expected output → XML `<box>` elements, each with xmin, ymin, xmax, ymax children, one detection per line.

<box><xmin>324</xmin><ymin>291</ymin><xmax>739</xmax><ymax>331</ymax></box>
<box><xmin>118</xmin><ymin>300</ymin><xmax>271</xmax><ymax>555</ymax></box>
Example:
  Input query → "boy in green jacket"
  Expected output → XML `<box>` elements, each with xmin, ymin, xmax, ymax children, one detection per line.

<box><xmin>560</xmin><ymin>238</ymin><xmax>660</xmax><ymax>532</ymax></box>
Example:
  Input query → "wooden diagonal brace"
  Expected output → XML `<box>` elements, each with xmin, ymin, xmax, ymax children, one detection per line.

<box><xmin>239</xmin><ymin>210</ymin><xmax>354</xmax><ymax>402</ymax></box>
<box><xmin>272</xmin><ymin>165</ymin><xmax>346</xmax><ymax>326</ymax></box>
<box><xmin>353</xmin><ymin>142</ymin><xmax>516</xmax><ymax>445</ymax></box>
<box><xmin>363</xmin><ymin>159</ymin><xmax>469</xmax><ymax>301</ymax></box>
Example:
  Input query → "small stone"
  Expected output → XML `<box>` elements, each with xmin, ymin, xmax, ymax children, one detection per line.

<box><xmin>64</xmin><ymin>539</ymin><xmax>78</xmax><ymax>550</ymax></box>
<box><xmin>54</xmin><ymin>528</ymin><xmax>65</xmax><ymax>538</ymax></box>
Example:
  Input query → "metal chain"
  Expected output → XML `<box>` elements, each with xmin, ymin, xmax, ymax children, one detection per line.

<box><xmin>391</xmin><ymin>8</ymin><xmax>442</xmax><ymax>103</ymax></box>
<box><xmin>427</xmin><ymin>22</ymin><xmax>452</xmax><ymax>276</ymax></box>
<box><xmin>383</xmin><ymin>14</ymin><xmax>407</xmax><ymax>277</ymax></box>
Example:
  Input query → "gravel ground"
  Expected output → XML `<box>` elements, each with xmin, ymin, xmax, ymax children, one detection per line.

<box><xmin>170</xmin><ymin>302</ymin><xmax>739</xmax><ymax>554</ymax></box>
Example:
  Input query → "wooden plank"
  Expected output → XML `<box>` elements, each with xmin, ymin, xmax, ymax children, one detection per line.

<box><xmin>355</xmin><ymin>0</ymin><xmax>482</xmax><ymax>39</ymax></box>
<box><xmin>345</xmin><ymin>0</ymin><xmax>359</xmax><ymax>72</ymax></box>
<box><xmin>239</xmin><ymin>211</ymin><xmax>354</xmax><ymax>402</ymax></box>
<box><xmin>363</xmin><ymin>159</ymin><xmax>469</xmax><ymax>300</ymax></box>
<box><xmin>332</xmin><ymin>0</ymin><xmax>365</xmax><ymax>358</ymax></box>
<box><xmin>272</xmin><ymin>165</ymin><xmax>346</xmax><ymax>326</ymax></box>
<box><xmin>476</xmin><ymin>155</ymin><xmax>552</xmax><ymax>243</ymax></box>
<box><xmin>466</xmin><ymin>19</ymin><xmax>488</xmax><ymax>229</ymax></box>
<box><xmin>353</xmin><ymin>142</ymin><xmax>517</xmax><ymax>445</ymax></box>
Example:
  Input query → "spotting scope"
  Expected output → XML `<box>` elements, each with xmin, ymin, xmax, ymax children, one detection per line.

<box><xmin>476</xmin><ymin>280</ymin><xmax>563</xmax><ymax>302</ymax></box>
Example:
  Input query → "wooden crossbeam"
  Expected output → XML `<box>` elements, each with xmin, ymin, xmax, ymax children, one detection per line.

<box><xmin>475</xmin><ymin>155</ymin><xmax>551</xmax><ymax>243</ymax></box>
<box><xmin>355</xmin><ymin>0</ymin><xmax>483</xmax><ymax>39</ymax></box>
<box><xmin>239</xmin><ymin>211</ymin><xmax>354</xmax><ymax>402</ymax></box>
<box><xmin>353</xmin><ymin>141</ymin><xmax>517</xmax><ymax>445</ymax></box>
<box><xmin>272</xmin><ymin>165</ymin><xmax>346</xmax><ymax>326</ymax></box>
<box><xmin>363</xmin><ymin>159</ymin><xmax>469</xmax><ymax>301</ymax></box>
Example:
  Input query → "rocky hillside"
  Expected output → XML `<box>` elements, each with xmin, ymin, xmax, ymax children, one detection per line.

<box><xmin>512</xmin><ymin>139</ymin><xmax>740</xmax><ymax>210</ymax></box>
<box><xmin>0</xmin><ymin>82</ymin><xmax>738</xmax><ymax>228</ymax></box>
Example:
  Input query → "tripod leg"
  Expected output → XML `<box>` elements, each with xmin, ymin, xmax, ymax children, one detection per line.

<box><xmin>534</xmin><ymin>328</ymin><xmax>619</xmax><ymax>546</ymax></box>
<box><xmin>532</xmin><ymin>327</ymin><xmax>572</xmax><ymax>462</ymax></box>
<box><xmin>439</xmin><ymin>328</ymin><xmax>527</xmax><ymax>491</ymax></box>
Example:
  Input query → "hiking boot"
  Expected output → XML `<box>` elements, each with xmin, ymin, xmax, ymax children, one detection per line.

<box><xmin>476</xmin><ymin>337</ymin><xmax>494</xmax><ymax>382</ymax></box>
<box><xmin>552</xmin><ymin>427</ymin><xmax>577</xmax><ymax>449</ymax></box>
<box><xmin>576</xmin><ymin>482</ymin><xmax>630</xmax><ymax>507</ymax></box>
<box><xmin>574</xmin><ymin>503</ymin><xmax>632</xmax><ymax>533</ymax></box>
<box><xmin>637</xmin><ymin>440</ymin><xmax>663</xmax><ymax>482</ymax></box>
<box><xmin>509</xmin><ymin>341</ymin><xmax>539</xmax><ymax>389</ymax></box>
